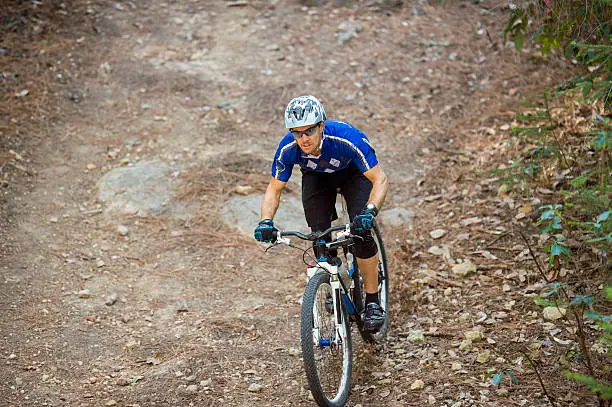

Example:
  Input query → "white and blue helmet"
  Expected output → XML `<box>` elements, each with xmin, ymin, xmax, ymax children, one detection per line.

<box><xmin>284</xmin><ymin>95</ymin><xmax>326</xmax><ymax>129</ymax></box>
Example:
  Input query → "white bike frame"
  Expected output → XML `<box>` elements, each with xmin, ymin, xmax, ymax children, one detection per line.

<box><xmin>307</xmin><ymin>261</ymin><xmax>348</xmax><ymax>347</ymax></box>
<box><xmin>278</xmin><ymin>226</ymin><xmax>353</xmax><ymax>348</ymax></box>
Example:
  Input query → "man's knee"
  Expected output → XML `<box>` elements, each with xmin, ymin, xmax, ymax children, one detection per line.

<box><xmin>353</xmin><ymin>234</ymin><xmax>378</xmax><ymax>259</ymax></box>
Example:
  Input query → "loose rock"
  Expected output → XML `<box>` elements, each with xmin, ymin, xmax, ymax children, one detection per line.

<box><xmin>543</xmin><ymin>306</ymin><xmax>566</xmax><ymax>321</ymax></box>
<box><xmin>429</xmin><ymin>229</ymin><xmax>447</xmax><ymax>239</ymax></box>
<box><xmin>452</xmin><ymin>262</ymin><xmax>476</xmax><ymax>277</ymax></box>
<box><xmin>407</xmin><ymin>331</ymin><xmax>425</xmax><ymax>342</ymax></box>
<box><xmin>234</xmin><ymin>185</ymin><xmax>253</xmax><ymax>195</ymax></box>
<box><xmin>248</xmin><ymin>383</ymin><xmax>264</xmax><ymax>392</ymax></box>
<box><xmin>410</xmin><ymin>379</ymin><xmax>425</xmax><ymax>390</ymax></box>
<box><xmin>105</xmin><ymin>293</ymin><xmax>118</xmax><ymax>306</ymax></box>
<box><xmin>459</xmin><ymin>339</ymin><xmax>472</xmax><ymax>351</ymax></box>
<box><xmin>427</xmin><ymin>246</ymin><xmax>444</xmax><ymax>256</ymax></box>
<box><xmin>379</xmin><ymin>207</ymin><xmax>414</xmax><ymax>227</ymax></box>
<box><xmin>498</xmin><ymin>184</ymin><xmax>511</xmax><ymax>196</ymax></box>
<box><xmin>118</xmin><ymin>225</ymin><xmax>129</xmax><ymax>236</ymax></box>
<box><xmin>337</xmin><ymin>22</ymin><xmax>363</xmax><ymax>45</ymax></box>
<box><xmin>15</xmin><ymin>89</ymin><xmax>29</xmax><ymax>98</ymax></box>
<box><xmin>116</xmin><ymin>377</ymin><xmax>131</xmax><ymax>386</ymax></box>
<box><xmin>496</xmin><ymin>388</ymin><xmax>509</xmax><ymax>397</ymax></box>
<box><xmin>465</xmin><ymin>330</ymin><xmax>484</xmax><ymax>342</ymax></box>
<box><xmin>476</xmin><ymin>351</ymin><xmax>490</xmax><ymax>363</ymax></box>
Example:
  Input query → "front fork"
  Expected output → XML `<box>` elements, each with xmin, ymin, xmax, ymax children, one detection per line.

<box><xmin>331</xmin><ymin>278</ymin><xmax>348</xmax><ymax>347</ymax></box>
<box><xmin>309</xmin><ymin>264</ymin><xmax>348</xmax><ymax>348</ymax></box>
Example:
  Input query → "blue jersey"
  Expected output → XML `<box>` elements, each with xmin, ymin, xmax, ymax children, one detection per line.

<box><xmin>271</xmin><ymin>121</ymin><xmax>378</xmax><ymax>182</ymax></box>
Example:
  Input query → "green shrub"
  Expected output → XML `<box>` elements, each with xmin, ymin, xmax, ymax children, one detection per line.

<box><xmin>504</xmin><ymin>0</ymin><xmax>612</xmax><ymax>108</ymax></box>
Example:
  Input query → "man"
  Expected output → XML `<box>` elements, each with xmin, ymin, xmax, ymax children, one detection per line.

<box><xmin>254</xmin><ymin>95</ymin><xmax>389</xmax><ymax>331</ymax></box>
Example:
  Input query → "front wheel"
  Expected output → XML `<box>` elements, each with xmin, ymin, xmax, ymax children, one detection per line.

<box><xmin>301</xmin><ymin>270</ymin><xmax>352</xmax><ymax>407</ymax></box>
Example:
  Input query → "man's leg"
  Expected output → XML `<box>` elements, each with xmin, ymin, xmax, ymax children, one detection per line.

<box><xmin>357</xmin><ymin>254</ymin><xmax>384</xmax><ymax>331</ymax></box>
<box><xmin>357</xmin><ymin>254</ymin><xmax>380</xmax><ymax>297</ymax></box>
<box><xmin>301</xmin><ymin>170</ymin><xmax>337</xmax><ymax>258</ymax></box>
<box><xmin>340</xmin><ymin>167</ymin><xmax>385</xmax><ymax>331</ymax></box>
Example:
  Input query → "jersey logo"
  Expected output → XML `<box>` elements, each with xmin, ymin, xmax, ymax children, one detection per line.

<box><xmin>329</xmin><ymin>158</ymin><xmax>340</xmax><ymax>167</ymax></box>
<box><xmin>306</xmin><ymin>160</ymin><xmax>317</xmax><ymax>169</ymax></box>
<box><xmin>324</xmin><ymin>168</ymin><xmax>335</xmax><ymax>173</ymax></box>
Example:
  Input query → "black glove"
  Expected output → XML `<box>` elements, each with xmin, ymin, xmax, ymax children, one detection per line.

<box><xmin>254</xmin><ymin>219</ymin><xmax>278</xmax><ymax>243</ymax></box>
<box><xmin>351</xmin><ymin>204</ymin><xmax>377</xmax><ymax>235</ymax></box>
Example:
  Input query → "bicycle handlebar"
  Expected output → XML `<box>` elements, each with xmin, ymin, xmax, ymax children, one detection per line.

<box><xmin>275</xmin><ymin>224</ymin><xmax>349</xmax><ymax>241</ymax></box>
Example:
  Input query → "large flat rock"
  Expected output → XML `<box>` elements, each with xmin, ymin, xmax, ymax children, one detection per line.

<box><xmin>222</xmin><ymin>194</ymin><xmax>309</xmax><ymax>236</ymax></box>
<box><xmin>98</xmin><ymin>160</ymin><xmax>184</xmax><ymax>216</ymax></box>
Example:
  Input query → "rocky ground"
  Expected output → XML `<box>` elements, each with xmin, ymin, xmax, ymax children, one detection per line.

<box><xmin>0</xmin><ymin>1</ymin><xmax>605</xmax><ymax>406</ymax></box>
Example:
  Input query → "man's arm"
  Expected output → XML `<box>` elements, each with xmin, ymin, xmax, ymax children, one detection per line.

<box><xmin>362</xmin><ymin>164</ymin><xmax>388</xmax><ymax>211</ymax></box>
<box><xmin>261</xmin><ymin>177</ymin><xmax>287</xmax><ymax>220</ymax></box>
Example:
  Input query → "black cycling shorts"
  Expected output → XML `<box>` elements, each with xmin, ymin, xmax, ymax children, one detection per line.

<box><xmin>301</xmin><ymin>165</ymin><xmax>378</xmax><ymax>259</ymax></box>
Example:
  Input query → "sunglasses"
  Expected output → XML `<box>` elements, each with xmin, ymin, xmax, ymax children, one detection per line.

<box><xmin>291</xmin><ymin>123</ymin><xmax>320</xmax><ymax>138</ymax></box>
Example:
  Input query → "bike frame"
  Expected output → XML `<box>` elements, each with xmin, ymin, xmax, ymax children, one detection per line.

<box><xmin>278</xmin><ymin>226</ymin><xmax>357</xmax><ymax>349</ymax></box>
<box><xmin>271</xmin><ymin>221</ymin><xmax>388</xmax><ymax>407</ymax></box>
<box><xmin>308</xmin><ymin>261</ymin><xmax>349</xmax><ymax>348</ymax></box>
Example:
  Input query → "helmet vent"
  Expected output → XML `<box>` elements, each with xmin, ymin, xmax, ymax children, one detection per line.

<box><xmin>284</xmin><ymin>95</ymin><xmax>326</xmax><ymax>129</ymax></box>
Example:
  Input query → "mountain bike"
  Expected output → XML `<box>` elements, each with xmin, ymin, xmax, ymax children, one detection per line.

<box><xmin>271</xmin><ymin>221</ymin><xmax>389</xmax><ymax>407</ymax></box>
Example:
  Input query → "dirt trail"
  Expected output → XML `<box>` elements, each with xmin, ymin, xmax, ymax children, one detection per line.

<box><xmin>1</xmin><ymin>1</ymin><xmax>579</xmax><ymax>406</ymax></box>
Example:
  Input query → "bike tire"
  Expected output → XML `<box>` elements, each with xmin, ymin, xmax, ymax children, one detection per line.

<box><xmin>301</xmin><ymin>270</ymin><xmax>352</xmax><ymax>407</ymax></box>
<box><xmin>356</xmin><ymin>221</ymin><xmax>390</xmax><ymax>343</ymax></box>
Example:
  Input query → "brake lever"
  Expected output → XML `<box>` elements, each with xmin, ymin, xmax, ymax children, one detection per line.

<box><xmin>348</xmin><ymin>233</ymin><xmax>365</xmax><ymax>241</ymax></box>
<box><xmin>276</xmin><ymin>236</ymin><xmax>291</xmax><ymax>245</ymax></box>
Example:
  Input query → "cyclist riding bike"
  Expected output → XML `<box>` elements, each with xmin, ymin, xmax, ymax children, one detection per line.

<box><xmin>254</xmin><ymin>95</ymin><xmax>389</xmax><ymax>331</ymax></box>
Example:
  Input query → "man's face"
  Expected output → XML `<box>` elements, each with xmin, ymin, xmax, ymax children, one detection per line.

<box><xmin>291</xmin><ymin>122</ymin><xmax>323</xmax><ymax>155</ymax></box>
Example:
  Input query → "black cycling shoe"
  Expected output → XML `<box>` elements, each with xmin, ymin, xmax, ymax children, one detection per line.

<box><xmin>362</xmin><ymin>302</ymin><xmax>385</xmax><ymax>332</ymax></box>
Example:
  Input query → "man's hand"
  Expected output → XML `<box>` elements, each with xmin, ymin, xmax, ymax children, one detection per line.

<box><xmin>351</xmin><ymin>205</ymin><xmax>377</xmax><ymax>234</ymax></box>
<box><xmin>254</xmin><ymin>219</ymin><xmax>278</xmax><ymax>243</ymax></box>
